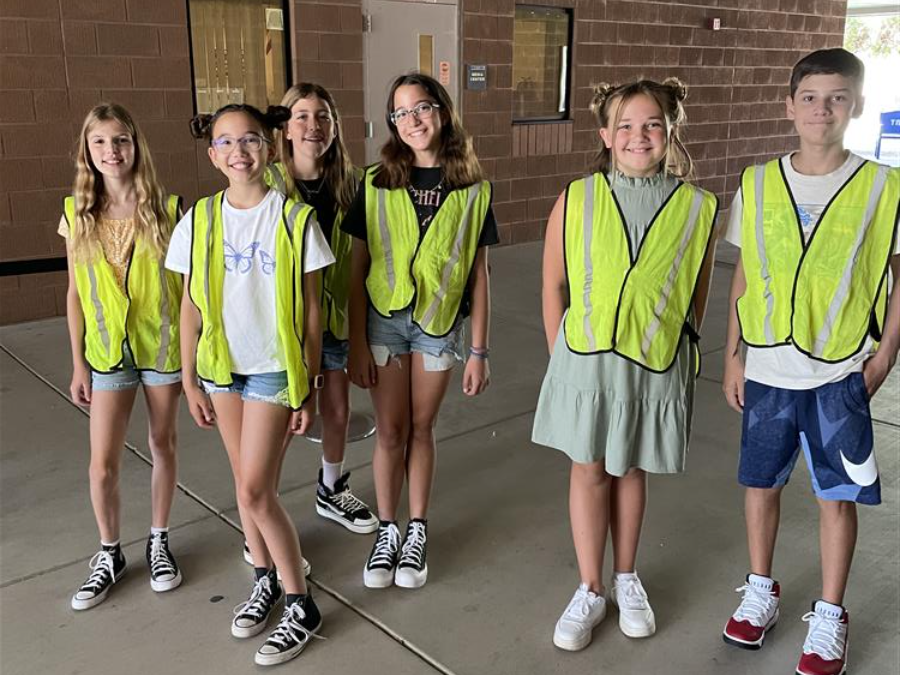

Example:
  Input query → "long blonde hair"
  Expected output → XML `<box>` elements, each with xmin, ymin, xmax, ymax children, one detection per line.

<box><xmin>589</xmin><ymin>77</ymin><xmax>693</xmax><ymax>180</ymax></box>
<box><xmin>374</xmin><ymin>72</ymin><xmax>483</xmax><ymax>190</ymax></box>
<box><xmin>70</xmin><ymin>103</ymin><xmax>170</xmax><ymax>261</ymax></box>
<box><xmin>275</xmin><ymin>83</ymin><xmax>358</xmax><ymax>212</ymax></box>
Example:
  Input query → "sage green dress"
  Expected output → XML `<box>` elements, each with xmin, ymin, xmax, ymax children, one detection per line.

<box><xmin>531</xmin><ymin>172</ymin><xmax>697</xmax><ymax>474</ymax></box>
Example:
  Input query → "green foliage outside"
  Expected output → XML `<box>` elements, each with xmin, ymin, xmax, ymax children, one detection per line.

<box><xmin>845</xmin><ymin>16</ymin><xmax>900</xmax><ymax>56</ymax></box>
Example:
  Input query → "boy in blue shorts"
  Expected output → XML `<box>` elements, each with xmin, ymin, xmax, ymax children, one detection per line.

<box><xmin>720</xmin><ymin>48</ymin><xmax>899</xmax><ymax>675</ymax></box>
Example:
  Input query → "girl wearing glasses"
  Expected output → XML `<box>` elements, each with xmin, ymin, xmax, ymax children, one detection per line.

<box><xmin>63</xmin><ymin>103</ymin><xmax>184</xmax><ymax>611</ymax></box>
<box><xmin>166</xmin><ymin>104</ymin><xmax>334</xmax><ymax>666</ymax></box>
<box><xmin>342</xmin><ymin>73</ymin><xmax>497</xmax><ymax>590</ymax></box>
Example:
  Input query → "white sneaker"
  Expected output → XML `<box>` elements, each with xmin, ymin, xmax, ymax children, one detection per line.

<box><xmin>610</xmin><ymin>572</ymin><xmax>656</xmax><ymax>638</ymax></box>
<box><xmin>242</xmin><ymin>541</ymin><xmax>311</xmax><ymax>577</ymax></box>
<box><xmin>553</xmin><ymin>583</ymin><xmax>607</xmax><ymax>651</ymax></box>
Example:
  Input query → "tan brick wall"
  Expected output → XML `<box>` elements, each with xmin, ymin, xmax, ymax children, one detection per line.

<box><xmin>462</xmin><ymin>0</ymin><xmax>848</xmax><ymax>245</ymax></box>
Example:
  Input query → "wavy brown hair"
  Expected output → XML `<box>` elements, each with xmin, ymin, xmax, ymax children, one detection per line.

<box><xmin>69</xmin><ymin>103</ymin><xmax>170</xmax><ymax>262</ymax></box>
<box><xmin>275</xmin><ymin>83</ymin><xmax>358</xmax><ymax>212</ymax></box>
<box><xmin>374</xmin><ymin>72</ymin><xmax>483</xmax><ymax>190</ymax></box>
<box><xmin>589</xmin><ymin>77</ymin><xmax>693</xmax><ymax>180</ymax></box>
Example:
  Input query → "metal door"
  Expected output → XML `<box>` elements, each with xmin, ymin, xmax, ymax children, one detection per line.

<box><xmin>362</xmin><ymin>0</ymin><xmax>459</xmax><ymax>164</ymax></box>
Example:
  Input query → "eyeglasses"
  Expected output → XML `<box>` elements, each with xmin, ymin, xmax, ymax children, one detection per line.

<box><xmin>211</xmin><ymin>134</ymin><xmax>268</xmax><ymax>153</ymax></box>
<box><xmin>390</xmin><ymin>102</ymin><xmax>440</xmax><ymax>126</ymax></box>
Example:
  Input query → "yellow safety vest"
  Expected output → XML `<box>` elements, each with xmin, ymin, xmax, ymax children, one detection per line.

<box><xmin>738</xmin><ymin>159</ymin><xmax>899</xmax><ymax>362</ymax></box>
<box><xmin>363</xmin><ymin>165</ymin><xmax>492</xmax><ymax>337</ymax></box>
<box><xmin>64</xmin><ymin>195</ymin><xmax>182</xmax><ymax>374</ymax></box>
<box><xmin>563</xmin><ymin>173</ymin><xmax>717</xmax><ymax>372</ymax></box>
<box><xmin>265</xmin><ymin>161</ymin><xmax>359</xmax><ymax>340</ymax></box>
<box><xmin>189</xmin><ymin>191</ymin><xmax>314</xmax><ymax>409</ymax></box>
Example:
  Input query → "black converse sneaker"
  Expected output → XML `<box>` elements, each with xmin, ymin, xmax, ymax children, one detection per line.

<box><xmin>316</xmin><ymin>470</ymin><xmax>378</xmax><ymax>534</ymax></box>
<box><xmin>255</xmin><ymin>594</ymin><xmax>324</xmax><ymax>666</ymax></box>
<box><xmin>242</xmin><ymin>541</ymin><xmax>312</xmax><ymax>577</ymax></box>
<box><xmin>71</xmin><ymin>548</ymin><xmax>127</xmax><ymax>610</ymax></box>
<box><xmin>363</xmin><ymin>521</ymin><xmax>401</xmax><ymax>588</ymax></box>
<box><xmin>395</xmin><ymin>519</ymin><xmax>428</xmax><ymax>589</ymax></box>
<box><xmin>231</xmin><ymin>571</ymin><xmax>283</xmax><ymax>638</ymax></box>
<box><xmin>146</xmin><ymin>531</ymin><xmax>182</xmax><ymax>592</ymax></box>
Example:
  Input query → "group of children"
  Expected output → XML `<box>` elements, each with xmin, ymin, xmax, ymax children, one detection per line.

<box><xmin>62</xmin><ymin>48</ymin><xmax>898</xmax><ymax>673</ymax></box>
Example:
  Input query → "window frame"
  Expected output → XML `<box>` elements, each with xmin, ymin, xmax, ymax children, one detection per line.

<box><xmin>185</xmin><ymin>0</ymin><xmax>294</xmax><ymax>116</ymax></box>
<box><xmin>512</xmin><ymin>4</ymin><xmax>574</xmax><ymax>124</ymax></box>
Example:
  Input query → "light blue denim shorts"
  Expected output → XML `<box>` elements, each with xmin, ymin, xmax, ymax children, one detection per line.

<box><xmin>91</xmin><ymin>345</ymin><xmax>181</xmax><ymax>391</ymax></box>
<box><xmin>322</xmin><ymin>331</ymin><xmax>349</xmax><ymax>372</ymax></box>
<box><xmin>367</xmin><ymin>306</ymin><xmax>464</xmax><ymax>372</ymax></box>
<box><xmin>201</xmin><ymin>371</ymin><xmax>291</xmax><ymax>408</ymax></box>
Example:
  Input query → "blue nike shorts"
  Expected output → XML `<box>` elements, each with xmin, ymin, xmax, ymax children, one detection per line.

<box><xmin>738</xmin><ymin>372</ymin><xmax>880</xmax><ymax>505</ymax></box>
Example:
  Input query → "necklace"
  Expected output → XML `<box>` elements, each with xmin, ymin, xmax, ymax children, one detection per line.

<box><xmin>408</xmin><ymin>171</ymin><xmax>443</xmax><ymax>208</ymax></box>
<box><xmin>298</xmin><ymin>176</ymin><xmax>326</xmax><ymax>200</ymax></box>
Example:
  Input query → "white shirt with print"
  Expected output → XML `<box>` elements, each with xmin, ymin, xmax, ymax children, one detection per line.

<box><xmin>165</xmin><ymin>189</ymin><xmax>334</xmax><ymax>375</ymax></box>
<box><xmin>724</xmin><ymin>152</ymin><xmax>900</xmax><ymax>389</ymax></box>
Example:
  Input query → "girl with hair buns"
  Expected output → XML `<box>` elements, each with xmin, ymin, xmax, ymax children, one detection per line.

<box><xmin>63</xmin><ymin>102</ymin><xmax>184</xmax><ymax>611</ymax></box>
<box><xmin>166</xmin><ymin>103</ymin><xmax>334</xmax><ymax>666</ymax></box>
<box><xmin>533</xmin><ymin>78</ymin><xmax>719</xmax><ymax>650</ymax></box>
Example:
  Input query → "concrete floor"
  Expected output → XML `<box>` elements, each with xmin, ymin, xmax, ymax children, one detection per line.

<box><xmin>1</xmin><ymin>242</ymin><xmax>898</xmax><ymax>675</ymax></box>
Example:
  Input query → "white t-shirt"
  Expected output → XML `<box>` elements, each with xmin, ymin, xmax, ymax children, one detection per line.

<box><xmin>165</xmin><ymin>189</ymin><xmax>334</xmax><ymax>374</ymax></box>
<box><xmin>725</xmin><ymin>152</ymin><xmax>899</xmax><ymax>389</ymax></box>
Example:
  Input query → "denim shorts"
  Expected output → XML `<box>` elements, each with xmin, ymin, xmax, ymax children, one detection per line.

<box><xmin>738</xmin><ymin>373</ymin><xmax>879</xmax><ymax>505</ymax></box>
<box><xmin>322</xmin><ymin>331</ymin><xmax>349</xmax><ymax>372</ymax></box>
<box><xmin>91</xmin><ymin>345</ymin><xmax>181</xmax><ymax>391</ymax></box>
<box><xmin>201</xmin><ymin>371</ymin><xmax>291</xmax><ymax>408</ymax></box>
<box><xmin>367</xmin><ymin>306</ymin><xmax>464</xmax><ymax>372</ymax></box>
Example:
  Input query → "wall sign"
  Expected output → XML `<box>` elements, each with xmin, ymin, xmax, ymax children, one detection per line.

<box><xmin>466</xmin><ymin>64</ymin><xmax>487</xmax><ymax>90</ymax></box>
<box><xmin>439</xmin><ymin>61</ymin><xmax>451</xmax><ymax>85</ymax></box>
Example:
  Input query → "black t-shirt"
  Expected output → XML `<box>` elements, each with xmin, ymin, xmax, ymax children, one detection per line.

<box><xmin>341</xmin><ymin>166</ymin><xmax>499</xmax><ymax>246</ymax></box>
<box><xmin>341</xmin><ymin>166</ymin><xmax>498</xmax><ymax>318</ymax></box>
<box><xmin>298</xmin><ymin>178</ymin><xmax>338</xmax><ymax>243</ymax></box>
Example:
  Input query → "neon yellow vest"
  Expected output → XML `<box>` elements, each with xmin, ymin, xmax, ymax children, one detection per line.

<box><xmin>563</xmin><ymin>173</ymin><xmax>717</xmax><ymax>372</ymax></box>
<box><xmin>189</xmin><ymin>191</ymin><xmax>314</xmax><ymax>409</ymax></box>
<box><xmin>64</xmin><ymin>195</ymin><xmax>182</xmax><ymax>374</ymax></box>
<box><xmin>738</xmin><ymin>159</ymin><xmax>898</xmax><ymax>362</ymax></box>
<box><xmin>363</xmin><ymin>166</ymin><xmax>492</xmax><ymax>337</ymax></box>
<box><xmin>265</xmin><ymin>161</ymin><xmax>359</xmax><ymax>340</ymax></box>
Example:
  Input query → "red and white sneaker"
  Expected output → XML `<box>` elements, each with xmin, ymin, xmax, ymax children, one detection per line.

<box><xmin>796</xmin><ymin>602</ymin><xmax>848</xmax><ymax>675</ymax></box>
<box><xmin>723</xmin><ymin>575</ymin><xmax>780</xmax><ymax>650</ymax></box>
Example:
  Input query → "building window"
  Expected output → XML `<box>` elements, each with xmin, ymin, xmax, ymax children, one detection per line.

<box><xmin>513</xmin><ymin>6</ymin><xmax>572</xmax><ymax>122</ymax></box>
<box><xmin>188</xmin><ymin>0</ymin><xmax>290</xmax><ymax>114</ymax></box>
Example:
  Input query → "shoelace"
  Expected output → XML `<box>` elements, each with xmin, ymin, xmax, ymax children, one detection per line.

<box><xmin>264</xmin><ymin>603</ymin><xmax>326</xmax><ymax>650</ymax></box>
<box><xmin>733</xmin><ymin>584</ymin><xmax>777</xmax><ymax>626</ymax></box>
<box><xmin>563</xmin><ymin>586</ymin><xmax>600</xmax><ymax>620</ymax></box>
<box><xmin>614</xmin><ymin>576</ymin><xmax>649</xmax><ymax>610</ymax></box>
<box><xmin>801</xmin><ymin>611</ymin><xmax>846</xmax><ymax>661</ymax></box>
<box><xmin>367</xmin><ymin>525</ymin><xmax>401</xmax><ymax>568</ymax></box>
<box><xmin>148</xmin><ymin>535</ymin><xmax>177</xmax><ymax>578</ymax></box>
<box><xmin>234</xmin><ymin>576</ymin><xmax>276</xmax><ymax>620</ymax></box>
<box><xmin>399</xmin><ymin>522</ymin><xmax>426</xmax><ymax>567</ymax></box>
<box><xmin>332</xmin><ymin>487</ymin><xmax>369</xmax><ymax>516</ymax></box>
<box><xmin>81</xmin><ymin>551</ymin><xmax>117</xmax><ymax>593</ymax></box>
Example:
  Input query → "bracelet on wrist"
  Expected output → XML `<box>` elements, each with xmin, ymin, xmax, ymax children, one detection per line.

<box><xmin>469</xmin><ymin>347</ymin><xmax>490</xmax><ymax>360</ymax></box>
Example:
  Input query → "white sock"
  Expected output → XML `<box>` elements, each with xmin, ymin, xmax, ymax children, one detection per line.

<box><xmin>815</xmin><ymin>599</ymin><xmax>843</xmax><ymax>619</ymax></box>
<box><xmin>100</xmin><ymin>540</ymin><xmax>120</xmax><ymax>549</ymax></box>
<box><xmin>613</xmin><ymin>571</ymin><xmax>638</xmax><ymax>582</ymax></box>
<box><xmin>748</xmin><ymin>573</ymin><xmax>774</xmax><ymax>591</ymax></box>
<box><xmin>322</xmin><ymin>459</ymin><xmax>343</xmax><ymax>490</ymax></box>
<box><xmin>150</xmin><ymin>526</ymin><xmax>169</xmax><ymax>536</ymax></box>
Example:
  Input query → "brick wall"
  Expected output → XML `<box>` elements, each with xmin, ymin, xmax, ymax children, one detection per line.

<box><xmin>462</xmin><ymin>0</ymin><xmax>848</xmax><ymax>245</ymax></box>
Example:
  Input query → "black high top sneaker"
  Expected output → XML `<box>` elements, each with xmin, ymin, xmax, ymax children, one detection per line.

<box><xmin>315</xmin><ymin>470</ymin><xmax>378</xmax><ymax>534</ymax></box>
<box><xmin>71</xmin><ymin>546</ymin><xmax>127</xmax><ymax>610</ymax></box>
<box><xmin>255</xmin><ymin>592</ymin><xmax>323</xmax><ymax>666</ymax></box>
<box><xmin>395</xmin><ymin>518</ymin><xmax>428</xmax><ymax>589</ymax></box>
<box><xmin>146</xmin><ymin>531</ymin><xmax>183</xmax><ymax>592</ymax></box>
<box><xmin>363</xmin><ymin>521</ymin><xmax>401</xmax><ymax>588</ymax></box>
<box><xmin>231</xmin><ymin>569</ymin><xmax>283</xmax><ymax>638</ymax></box>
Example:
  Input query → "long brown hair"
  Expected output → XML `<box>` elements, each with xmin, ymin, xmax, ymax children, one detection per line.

<box><xmin>374</xmin><ymin>72</ymin><xmax>483</xmax><ymax>190</ymax></box>
<box><xmin>70</xmin><ymin>103</ymin><xmax>169</xmax><ymax>261</ymax></box>
<box><xmin>589</xmin><ymin>77</ymin><xmax>693</xmax><ymax>180</ymax></box>
<box><xmin>275</xmin><ymin>83</ymin><xmax>358</xmax><ymax>212</ymax></box>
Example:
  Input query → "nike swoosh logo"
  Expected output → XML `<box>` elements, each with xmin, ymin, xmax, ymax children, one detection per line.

<box><xmin>840</xmin><ymin>450</ymin><xmax>879</xmax><ymax>487</ymax></box>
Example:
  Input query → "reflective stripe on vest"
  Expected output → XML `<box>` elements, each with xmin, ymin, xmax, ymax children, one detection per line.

<box><xmin>738</xmin><ymin>159</ymin><xmax>899</xmax><ymax>362</ymax></box>
<box><xmin>65</xmin><ymin>195</ymin><xmax>183</xmax><ymax>373</ymax></box>
<box><xmin>189</xmin><ymin>191</ymin><xmax>313</xmax><ymax>409</ymax></box>
<box><xmin>265</xmin><ymin>161</ymin><xmax>359</xmax><ymax>340</ymax></box>
<box><xmin>563</xmin><ymin>174</ymin><xmax>717</xmax><ymax>372</ymax></box>
<box><xmin>364</xmin><ymin>167</ymin><xmax>491</xmax><ymax>336</ymax></box>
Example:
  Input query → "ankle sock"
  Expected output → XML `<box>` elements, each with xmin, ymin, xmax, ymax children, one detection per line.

<box><xmin>321</xmin><ymin>460</ymin><xmax>343</xmax><ymax>491</ymax></box>
<box><xmin>748</xmin><ymin>573</ymin><xmax>774</xmax><ymax>591</ymax></box>
<box><xmin>254</xmin><ymin>566</ymin><xmax>271</xmax><ymax>581</ymax></box>
<box><xmin>815</xmin><ymin>599</ymin><xmax>844</xmax><ymax>619</ymax></box>
<box><xmin>150</xmin><ymin>526</ymin><xmax>169</xmax><ymax>536</ymax></box>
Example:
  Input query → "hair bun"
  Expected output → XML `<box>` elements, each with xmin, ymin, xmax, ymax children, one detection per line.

<box><xmin>189</xmin><ymin>114</ymin><xmax>213</xmax><ymax>140</ymax></box>
<box><xmin>264</xmin><ymin>105</ymin><xmax>292</xmax><ymax>129</ymax></box>
<box><xmin>662</xmin><ymin>77</ymin><xmax>688</xmax><ymax>102</ymax></box>
<box><xmin>589</xmin><ymin>82</ymin><xmax>618</xmax><ymax>118</ymax></box>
